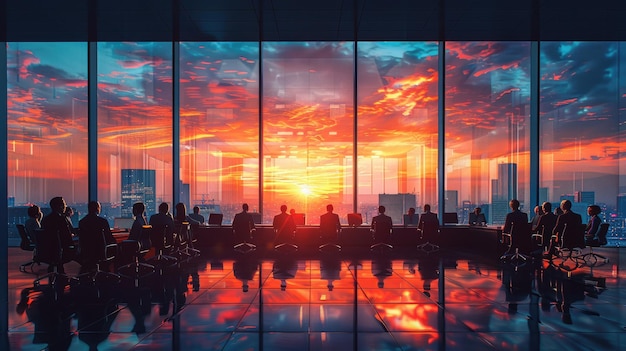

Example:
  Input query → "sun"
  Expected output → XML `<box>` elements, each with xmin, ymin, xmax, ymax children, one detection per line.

<box><xmin>300</xmin><ymin>185</ymin><xmax>312</xmax><ymax>196</ymax></box>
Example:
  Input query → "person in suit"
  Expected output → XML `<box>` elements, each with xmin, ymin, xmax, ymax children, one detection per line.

<box><xmin>232</xmin><ymin>203</ymin><xmax>255</xmax><ymax>244</ymax></box>
<box><xmin>320</xmin><ymin>204</ymin><xmax>341</xmax><ymax>244</ymax></box>
<box><xmin>40</xmin><ymin>196</ymin><xmax>76</xmax><ymax>274</ymax></box>
<box><xmin>371</xmin><ymin>205</ymin><xmax>393</xmax><ymax>244</ymax></box>
<box><xmin>552</xmin><ymin>199</ymin><xmax>584</xmax><ymax>250</ymax></box>
<box><xmin>584</xmin><ymin>205</ymin><xmax>603</xmax><ymax>245</ymax></box>
<box><xmin>468</xmin><ymin>207</ymin><xmax>487</xmax><ymax>226</ymax></box>
<box><xmin>503</xmin><ymin>199</ymin><xmax>530</xmax><ymax>253</ymax></box>
<box><xmin>530</xmin><ymin>205</ymin><xmax>544</xmax><ymax>232</ymax></box>
<box><xmin>188</xmin><ymin>206</ymin><xmax>205</xmax><ymax>225</ymax></box>
<box><xmin>418</xmin><ymin>204</ymin><xmax>440</xmax><ymax>243</ymax></box>
<box><xmin>24</xmin><ymin>204</ymin><xmax>43</xmax><ymax>242</ymax></box>
<box><xmin>536</xmin><ymin>202</ymin><xmax>558</xmax><ymax>256</ymax></box>
<box><xmin>403</xmin><ymin>207</ymin><xmax>419</xmax><ymax>227</ymax></box>
<box><xmin>273</xmin><ymin>205</ymin><xmax>296</xmax><ymax>245</ymax></box>
<box><xmin>78</xmin><ymin>201</ymin><xmax>116</xmax><ymax>273</ymax></box>
<box><xmin>149</xmin><ymin>202</ymin><xmax>175</xmax><ymax>247</ymax></box>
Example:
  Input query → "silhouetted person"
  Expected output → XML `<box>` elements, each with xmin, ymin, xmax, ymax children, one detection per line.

<box><xmin>371</xmin><ymin>205</ymin><xmax>393</xmax><ymax>244</ymax></box>
<box><xmin>24</xmin><ymin>204</ymin><xmax>43</xmax><ymax>242</ymax></box>
<box><xmin>175</xmin><ymin>202</ymin><xmax>201</xmax><ymax>226</ymax></box>
<box><xmin>319</xmin><ymin>204</ymin><xmax>341</xmax><ymax>245</ymax></box>
<box><xmin>418</xmin><ymin>204</ymin><xmax>439</xmax><ymax>243</ymax></box>
<box><xmin>530</xmin><ymin>205</ymin><xmax>544</xmax><ymax>232</ymax></box>
<box><xmin>41</xmin><ymin>196</ymin><xmax>76</xmax><ymax>274</ymax></box>
<box><xmin>78</xmin><ymin>201</ymin><xmax>115</xmax><ymax>273</ymax></box>
<box><xmin>403</xmin><ymin>207</ymin><xmax>419</xmax><ymax>227</ymax></box>
<box><xmin>468</xmin><ymin>207</ymin><xmax>486</xmax><ymax>226</ymax></box>
<box><xmin>552</xmin><ymin>199</ymin><xmax>584</xmax><ymax>250</ymax></box>
<box><xmin>536</xmin><ymin>202</ymin><xmax>558</xmax><ymax>256</ymax></box>
<box><xmin>128</xmin><ymin>202</ymin><xmax>147</xmax><ymax>243</ymax></box>
<box><xmin>371</xmin><ymin>257</ymin><xmax>392</xmax><ymax>288</ymax></box>
<box><xmin>149</xmin><ymin>202</ymin><xmax>175</xmax><ymax>247</ymax></box>
<box><xmin>273</xmin><ymin>205</ymin><xmax>296</xmax><ymax>246</ymax></box>
<box><xmin>234</xmin><ymin>257</ymin><xmax>259</xmax><ymax>292</ymax></box>
<box><xmin>188</xmin><ymin>206</ymin><xmax>205</xmax><ymax>225</ymax></box>
<box><xmin>503</xmin><ymin>199</ymin><xmax>530</xmax><ymax>254</ymax></box>
<box><xmin>232</xmin><ymin>203</ymin><xmax>255</xmax><ymax>244</ymax></box>
<box><xmin>584</xmin><ymin>205</ymin><xmax>602</xmax><ymax>245</ymax></box>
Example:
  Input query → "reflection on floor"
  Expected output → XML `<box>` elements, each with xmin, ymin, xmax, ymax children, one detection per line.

<box><xmin>7</xmin><ymin>247</ymin><xmax>626</xmax><ymax>350</ymax></box>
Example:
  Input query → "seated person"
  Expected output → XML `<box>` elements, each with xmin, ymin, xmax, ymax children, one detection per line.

<box><xmin>371</xmin><ymin>206</ymin><xmax>393</xmax><ymax>244</ymax></box>
<box><xmin>584</xmin><ymin>205</ymin><xmax>603</xmax><ymax>245</ymax></box>
<box><xmin>529</xmin><ymin>205</ymin><xmax>544</xmax><ymax>232</ymax></box>
<box><xmin>535</xmin><ymin>202</ymin><xmax>558</xmax><ymax>254</ymax></box>
<box><xmin>24</xmin><ymin>205</ymin><xmax>43</xmax><ymax>243</ymax></box>
<box><xmin>188</xmin><ymin>206</ymin><xmax>205</xmax><ymax>225</ymax></box>
<box><xmin>149</xmin><ymin>202</ymin><xmax>175</xmax><ymax>247</ymax></box>
<box><xmin>503</xmin><ymin>199</ymin><xmax>530</xmax><ymax>253</ymax></box>
<box><xmin>552</xmin><ymin>200</ymin><xmax>584</xmax><ymax>250</ymax></box>
<box><xmin>232</xmin><ymin>203</ymin><xmax>255</xmax><ymax>244</ymax></box>
<box><xmin>78</xmin><ymin>201</ymin><xmax>116</xmax><ymax>272</ymax></box>
<box><xmin>320</xmin><ymin>204</ymin><xmax>341</xmax><ymax>244</ymax></box>
<box><xmin>273</xmin><ymin>205</ymin><xmax>296</xmax><ymax>246</ymax></box>
<box><xmin>418</xmin><ymin>204</ymin><xmax>440</xmax><ymax>243</ymax></box>
<box><xmin>40</xmin><ymin>196</ymin><xmax>76</xmax><ymax>274</ymax></box>
<box><xmin>403</xmin><ymin>207</ymin><xmax>419</xmax><ymax>227</ymax></box>
<box><xmin>468</xmin><ymin>207</ymin><xmax>487</xmax><ymax>226</ymax></box>
<box><xmin>128</xmin><ymin>202</ymin><xmax>150</xmax><ymax>250</ymax></box>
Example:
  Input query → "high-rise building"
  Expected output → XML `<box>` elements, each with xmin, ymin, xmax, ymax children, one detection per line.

<box><xmin>379</xmin><ymin>193</ymin><xmax>416</xmax><ymax>224</ymax></box>
<box><xmin>493</xmin><ymin>163</ymin><xmax>517</xmax><ymax>202</ymax></box>
<box><xmin>444</xmin><ymin>190</ymin><xmax>458</xmax><ymax>213</ymax></box>
<box><xmin>618</xmin><ymin>194</ymin><xmax>626</xmax><ymax>219</ymax></box>
<box><xmin>121</xmin><ymin>169</ymin><xmax>156</xmax><ymax>218</ymax></box>
<box><xmin>575</xmin><ymin>191</ymin><xmax>595</xmax><ymax>205</ymax></box>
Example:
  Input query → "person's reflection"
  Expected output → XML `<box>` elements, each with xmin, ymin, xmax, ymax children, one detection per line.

<box><xmin>272</xmin><ymin>257</ymin><xmax>298</xmax><ymax>291</ymax></box>
<box><xmin>16</xmin><ymin>286</ymin><xmax>74</xmax><ymax>351</ymax></box>
<box><xmin>502</xmin><ymin>265</ymin><xmax>532</xmax><ymax>315</ymax></box>
<box><xmin>418</xmin><ymin>257</ymin><xmax>440</xmax><ymax>297</ymax></box>
<box><xmin>74</xmin><ymin>286</ymin><xmax>120</xmax><ymax>351</ymax></box>
<box><xmin>234</xmin><ymin>256</ymin><xmax>259</xmax><ymax>292</ymax></box>
<box><xmin>556</xmin><ymin>273</ymin><xmax>586</xmax><ymax>324</ymax></box>
<box><xmin>371</xmin><ymin>257</ymin><xmax>392</xmax><ymax>288</ymax></box>
<box><xmin>320</xmin><ymin>257</ymin><xmax>341</xmax><ymax>291</ymax></box>
<box><xmin>124</xmin><ymin>287</ymin><xmax>152</xmax><ymax>335</ymax></box>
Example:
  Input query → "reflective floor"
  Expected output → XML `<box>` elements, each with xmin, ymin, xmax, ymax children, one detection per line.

<box><xmin>7</xmin><ymin>246</ymin><xmax>626</xmax><ymax>351</ymax></box>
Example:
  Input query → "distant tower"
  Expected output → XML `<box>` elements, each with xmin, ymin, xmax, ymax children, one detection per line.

<box><xmin>121</xmin><ymin>169</ymin><xmax>156</xmax><ymax>217</ymax></box>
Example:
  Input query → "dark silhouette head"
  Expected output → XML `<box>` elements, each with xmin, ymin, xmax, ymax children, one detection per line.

<box><xmin>326</xmin><ymin>204</ymin><xmax>334</xmax><ymax>213</ymax></box>
<box><xmin>158</xmin><ymin>202</ymin><xmax>169</xmax><ymax>214</ymax></box>
<box><xmin>87</xmin><ymin>201</ymin><xmax>101</xmax><ymax>215</ymax></box>
<box><xmin>509</xmin><ymin>199</ymin><xmax>520</xmax><ymax>211</ymax></box>
<box><xmin>132</xmin><ymin>202</ymin><xmax>145</xmax><ymax>217</ymax></box>
<box><xmin>423</xmin><ymin>204</ymin><xmax>431</xmax><ymax>212</ymax></box>
<box><xmin>242</xmin><ymin>203</ymin><xmax>249</xmax><ymax>212</ymax></box>
<box><xmin>49</xmin><ymin>196</ymin><xmax>66</xmax><ymax>215</ymax></box>
<box><xmin>280</xmin><ymin>205</ymin><xmax>288</xmax><ymax>213</ymax></box>
<box><xmin>378</xmin><ymin>205</ymin><xmax>386</xmax><ymax>214</ymax></box>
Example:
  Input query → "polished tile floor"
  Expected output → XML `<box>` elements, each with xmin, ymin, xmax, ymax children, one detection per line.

<box><xmin>6</xmin><ymin>246</ymin><xmax>626</xmax><ymax>351</ymax></box>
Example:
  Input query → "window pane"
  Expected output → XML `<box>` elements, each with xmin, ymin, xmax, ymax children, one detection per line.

<box><xmin>357</xmin><ymin>42</ymin><xmax>439</xmax><ymax>224</ymax></box>
<box><xmin>540</xmin><ymin>41</ymin><xmax>625</xmax><ymax>246</ymax></box>
<box><xmin>7</xmin><ymin>42</ymin><xmax>88</xmax><ymax>240</ymax></box>
<box><xmin>262</xmin><ymin>42</ymin><xmax>354</xmax><ymax>224</ymax></box>
<box><xmin>445</xmin><ymin>42</ymin><xmax>531</xmax><ymax>225</ymax></box>
<box><xmin>97</xmin><ymin>42</ymin><xmax>173</xmax><ymax>221</ymax></box>
<box><xmin>180</xmin><ymin>42</ymin><xmax>259</xmax><ymax>224</ymax></box>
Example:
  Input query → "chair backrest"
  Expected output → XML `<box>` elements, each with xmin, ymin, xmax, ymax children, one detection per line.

<box><xmin>16</xmin><ymin>224</ymin><xmax>35</xmax><ymax>251</ymax></box>
<box><xmin>79</xmin><ymin>228</ymin><xmax>108</xmax><ymax>262</ymax></box>
<box><xmin>33</xmin><ymin>228</ymin><xmax>62</xmax><ymax>265</ymax></box>
<box><xmin>347</xmin><ymin>213</ymin><xmax>362</xmax><ymax>227</ymax></box>
<box><xmin>597</xmin><ymin>223</ymin><xmax>609</xmax><ymax>245</ymax></box>
<box><xmin>149</xmin><ymin>224</ymin><xmax>170</xmax><ymax>249</ymax></box>
<box><xmin>176</xmin><ymin>221</ymin><xmax>190</xmax><ymax>246</ymax></box>
<box><xmin>443</xmin><ymin>212</ymin><xmax>459</xmax><ymax>224</ymax></box>
<box><xmin>139</xmin><ymin>225</ymin><xmax>152</xmax><ymax>252</ymax></box>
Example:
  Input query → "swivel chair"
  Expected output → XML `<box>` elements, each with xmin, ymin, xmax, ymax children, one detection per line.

<box><xmin>77</xmin><ymin>228</ymin><xmax>121</xmax><ymax>285</ymax></box>
<box><xmin>554</xmin><ymin>223</ymin><xmax>586</xmax><ymax>271</ymax></box>
<box><xmin>582</xmin><ymin>223</ymin><xmax>609</xmax><ymax>267</ymax></box>
<box><xmin>274</xmin><ymin>227</ymin><xmax>298</xmax><ymax>253</ymax></box>
<box><xmin>17</xmin><ymin>224</ymin><xmax>38</xmax><ymax>273</ymax></box>
<box><xmin>416</xmin><ymin>221</ymin><xmax>440</xmax><ymax>254</ymax></box>
<box><xmin>148</xmin><ymin>225</ymin><xmax>178</xmax><ymax>273</ymax></box>
<box><xmin>32</xmin><ymin>229</ymin><xmax>70</xmax><ymax>287</ymax></box>
<box><xmin>117</xmin><ymin>225</ymin><xmax>155</xmax><ymax>286</ymax></box>
<box><xmin>318</xmin><ymin>222</ymin><xmax>341</xmax><ymax>253</ymax></box>
<box><xmin>370</xmin><ymin>220</ymin><xmax>393</xmax><ymax>253</ymax></box>
<box><xmin>500</xmin><ymin>222</ymin><xmax>531</xmax><ymax>270</ymax></box>
<box><xmin>233</xmin><ymin>226</ymin><xmax>256</xmax><ymax>253</ymax></box>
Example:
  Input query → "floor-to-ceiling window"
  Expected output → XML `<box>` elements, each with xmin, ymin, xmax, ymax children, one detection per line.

<box><xmin>445</xmin><ymin>42</ymin><xmax>532</xmax><ymax>225</ymax></box>
<box><xmin>262</xmin><ymin>42</ymin><xmax>355</xmax><ymax>224</ymax></box>
<box><xmin>357</xmin><ymin>42</ymin><xmax>439</xmax><ymax>224</ymax></box>
<box><xmin>540</xmin><ymin>41</ymin><xmax>626</xmax><ymax>244</ymax></box>
<box><xmin>97</xmin><ymin>42</ymin><xmax>173</xmax><ymax>223</ymax></box>
<box><xmin>7</xmin><ymin>42</ymin><xmax>88</xmax><ymax>237</ymax></box>
<box><xmin>180</xmin><ymin>42</ymin><xmax>260</xmax><ymax>224</ymax></box>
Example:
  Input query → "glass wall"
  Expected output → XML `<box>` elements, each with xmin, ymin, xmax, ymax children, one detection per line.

<box><xmin>180</xmin><ymin>42</ymin><xmax>260</xmax><ymax>224</ymax></box>
<box><xmin>6</xmin><ymin>40</ymin><xmax>626</xmax><ymax>244</ymax></box>
<box><xmin>357</xmin><ymin>42</ymin><xmax>439</xmax><ymax>224</ymax></box>
<box><xmin>97</xmin><ymin>42</ymin><xmax>173</xmax><ymax>223</ymax></box>
<box><xmin>262</xmin><ymin>42</ymin><xmax>354</xmax><ymax>224</ymax></box>
<box><xmin>7</xmin><ymin>42</ymin><xmax>88</xmax><ymax>240</ymax></box>
<box><xmin>445</xmin><ymin>42</ymin><xmax>532</xmax><ymax>225</ymax></box>
<box><xmin>540</xmin><ymin>41</ymin><xmax>626</xmax><ymax>245</ymax></box>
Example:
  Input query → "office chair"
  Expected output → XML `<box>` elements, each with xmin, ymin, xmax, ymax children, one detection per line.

<box><xmin>148</xmin><ymin>225</ymin><xmax>178</xmax><ymax>273</ymax></box>
<box><xmin>117</xmin><ymin>225</ymin><xmax>155</xmax><ymax>286</ymax></box>
<box><xmin>233</xmin><ymin>226</ymin><xmax>257</xmax><ymax>253</ymax></box>
<box><xmin>77</xmin><ymin>228</ymin><xmax>121</xmax><ymax>285</ymax></box>
<box><xmin>500</xmin><ymin>222</ymin><xmax>531</xmax><ymax>270</ymax></box>
<box><xmin>32</xmin><ymin>229</ymin><xmax>71</xmax><ymax>287</ymax></box>
<box><xmin>582</xmin><ymin>223</ymin><xmax>609</xmax><ymax>267</ymax></box>
<box><xmin>553</xmin><ymin>223</ymin><xmax>586</xmax><ymax>271</ymax></box>
<box><xmin>318</xmin><ymin>222</ymin><xmax>341</xmax><ymax>253</ymax></box>
<box><xmin>17</xmin><ymin>224</ymin><xmax>38</xmax><ymax>273</ymax></box>
<box><xmin>370</xmin><ymin>220</ymin><xmax>393</xmax><ymax>253</ymax></box>
<box><xmin>416</xmin><ymin>221</ymin><xmax>440</xmax><ymax>254</ymax></box>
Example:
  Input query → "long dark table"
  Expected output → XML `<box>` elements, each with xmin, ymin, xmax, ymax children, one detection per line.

<box><xmin>194</xmin><ymin>224</ymin><xmax>504</xmax><ymax>256</ymax></box>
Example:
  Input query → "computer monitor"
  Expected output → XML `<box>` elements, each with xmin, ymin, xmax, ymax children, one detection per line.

<box><xmin>250</xmin><ymin>212</ymin><xmax>262</xmax><ymax>224</ymax></box>
<box><xmin>443</xmin><ymin>212</ymin><xmax>459</xmax><ymax>224</ymax></box>
<box><xmin>292</xmin><ymin>213</ymin><xmax>306</xmax><ymax>226</ymax></box>
<box><xmin>208</xmin><ymin>213</ymin><xmax>223</xmax><ymax>226</ymax></box>
<box><xmin>113</xmin><ymin>217</ymin><xmax>134</xmax><ymax>230</ymax></box>
<box><xmin>347</xmin><ymin>213</ymin><xmax>363</xmax><ymax>227</ymax></box>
